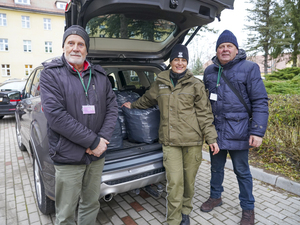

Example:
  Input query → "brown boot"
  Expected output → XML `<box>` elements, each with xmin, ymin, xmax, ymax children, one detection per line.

<box><xmin>240</xmin><ymin>209</ymin><xmax>254</xmax><ymax>225</ymax></box>
<box><xmin>200</xmin><ymin>197</ymin><xmax>222</xmax><ymax>212</ymax></box>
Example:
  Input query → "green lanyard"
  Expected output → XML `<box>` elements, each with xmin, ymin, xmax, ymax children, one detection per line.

<box><xmin>216</xmin><ymin>66</ymin><xmax>223</xmax><ymax>88</ymax></box>
<box><xmin>170</xmin><ymin>78</ymin><xmax>175</xmax><ymax>87</ymax></box>
<box><xmin>76</xmin><ymin>68</ymin><xmax>92</xmax><ymax>97</ymax></box>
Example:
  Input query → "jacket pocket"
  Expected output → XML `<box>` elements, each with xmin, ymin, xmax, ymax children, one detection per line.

<box><xmin>181</xmin><ymin>114</ymin><xmax>202</xmax><ymax>137</ymax></box>
<box><xmin>163</xmin><ymin>150</ymin><xmax>168</xmax><ymax>162</ymax></box>
<box><xmin>224</xmin><ymin>113</ymin><xmax>249</xmax><ymax>141</ymax></box>
<box><xmin>50</xmin><ymin>135</ymin><xmax>86</xmax><ymax>164</ymax></box>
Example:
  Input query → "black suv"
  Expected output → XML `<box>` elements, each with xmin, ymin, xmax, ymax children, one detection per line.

<box><xmin>0</xmin><ymin>79</ymin><xmax>26</xmax><ymax>119</ymax></box>
<box><xmin>15</xmin><ymin>0</ymin><xmax>234</xmax><ymax>215</ymax></box>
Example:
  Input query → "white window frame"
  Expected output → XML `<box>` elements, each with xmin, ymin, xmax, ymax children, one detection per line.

<box><xmin>25</xmin><ymin>64</ymin><xmax>33</xmax><ymax>76</ymax></box>
<box><xmin>0</xmin><ymin>39</ymin><xmax>8</xmax><ymax>51</ymax></box>
<box><xmin>0</xmin><ymin>13</ymin><xmax>7</xmax><ymax>26</ymax></box>
<box><xmin>56</xmin><ymin>1</ymin><xmax>67</xmax><ymax>10</ymax></box>
<box><xmin>43</xmin><ymin>18</ymin><xmax>51</xmax><ymax>30</ymax></box>
<box><xmin>1</xmin><ymin>64</ymin><xmax>10</xmax><ymax>77</ymax></box>
<box><xmin>15</xmin><ymin>0</ymin><xmax>30</xmax><ymax>5</ymax></box>
<box><xmin>45</xmin><ymin>41</ymin><xmax>52</xmax><ymax>53</ymax></box>
<box><xmin>23</xmin><ymin>40</ymin><xmax>31</xmax><ymax>52</ymax></box>
<box><xmin>21</xmin><ymin>16</ymin><xmax>30</xmax><ymax>28</ymax></box>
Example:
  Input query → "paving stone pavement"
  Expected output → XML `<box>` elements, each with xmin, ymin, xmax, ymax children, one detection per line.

<box><xmin>1</xmin><ymin>116</ymin><xmax>300</xmax><ymax>225</ymax></box>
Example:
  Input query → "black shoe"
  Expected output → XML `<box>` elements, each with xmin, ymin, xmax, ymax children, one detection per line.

<box><xmin>180</xmin><ymin>214</ymin><xmax>190</xmax><ymax>225</ymax></box>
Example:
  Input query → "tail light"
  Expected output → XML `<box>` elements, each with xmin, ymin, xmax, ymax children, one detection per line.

<box><xmin>65</xmin><ymin>0</ymin><xmax>72</xmax><ymax>12</ymax></box>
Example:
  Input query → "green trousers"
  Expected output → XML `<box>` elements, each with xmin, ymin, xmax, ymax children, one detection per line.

<box><xmin>163</xmin><ymin>145</ymin><xmax>202</xmax><ymax>225</ymax></box>
<box><xmin>54</xmin><ymin>157</ymin><xmax>105</xmax><ymax>225</ymax></box>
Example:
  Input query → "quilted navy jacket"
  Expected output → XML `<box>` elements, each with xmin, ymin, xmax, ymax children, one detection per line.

<box><xmin>40</xmin><ymin>55</ymin><xmax>118</xmax><ymax>164</ymax></box>
<box><xmin>203</xmin><ymin>49</ymin><xmax>269</xmax><ymax>150</ymax></box>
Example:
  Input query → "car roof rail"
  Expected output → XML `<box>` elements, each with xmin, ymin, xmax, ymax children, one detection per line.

<box><xmin>43</xmin><ymin>56</ymin><xmax>61</xmax><ymax>64</ymax></box>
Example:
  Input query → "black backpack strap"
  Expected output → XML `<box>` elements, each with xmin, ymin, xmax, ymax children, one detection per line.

<box><xmin>221</xmin><ymin>73</ymin><xmax>252</xmax><ymax>120</ymax></box>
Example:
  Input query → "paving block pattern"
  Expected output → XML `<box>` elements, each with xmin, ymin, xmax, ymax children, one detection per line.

<box><xmin>1</xmin><ymin>116</ymin><xmax>300</xmax><ymax>225</ymax></box>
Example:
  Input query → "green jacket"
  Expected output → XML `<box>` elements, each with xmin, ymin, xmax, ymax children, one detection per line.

<box><xmin>131</xmin><ymin>69</ymin><xmax>217</xmax><ymax>146</ymax></box>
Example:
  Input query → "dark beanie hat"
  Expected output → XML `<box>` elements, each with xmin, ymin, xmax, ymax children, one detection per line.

<box><xmin>170</xmin><ymin>44</ymin><xmax>189</xmax><ymax>63</ymax></box>
<box><xmin>62</xmin><ymin>25</ymin><xmax>90</xmax><ymax>52</ymax></box>
<box><xmin>216</xmin><ymin>30</ymin><xmax>238</xmax><ymax>51</ymax></box>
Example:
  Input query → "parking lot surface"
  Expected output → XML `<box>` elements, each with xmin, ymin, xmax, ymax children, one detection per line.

<box><xmin>1</xmin><ymin>116</ymin><xmax>300</xmax><ymax>225</ymax></box>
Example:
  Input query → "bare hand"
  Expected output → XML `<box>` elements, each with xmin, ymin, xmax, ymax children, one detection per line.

<box><xmin>209</xmin><ymin>143</ymin><xmax>219</xmax><ymax>155</ymax></box>
<box><xmin>249</xmin><ymin>135</ymin><xmax>262</xmax><ymax>147</ymax></box>
<box><xmin>122</xmin><ymin>102</ymin><xmax>131</xmax><ymax>108</ymax></box>
<box><xmin>86</xmin><ymin>138</ymin><xmax>109</xmax><ymax>157</ymax></box>
<box><xmin>86</xmin><ymin>148</ymin><xmax>93</xmax><ymax>155</ymax></box>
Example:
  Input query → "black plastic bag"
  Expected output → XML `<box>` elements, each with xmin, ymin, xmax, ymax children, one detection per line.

<box><xmin>116</xmin><ymin>91</ymin><xmax>140</xmax><ymax>107</ymax></box>
<box><xmin>115</xmin><ymin>91</ymin><xmax>140</xmax><ymax>139</ymax></box>
<box><xmin>107</xmin><ymin>118</ymin><xmax>123</xmax><ymax>150</ymax></box>
<box><xmin>122</xmin><ymin>106</ymin><xmax>160</xmax><ymax>144</ymax></box>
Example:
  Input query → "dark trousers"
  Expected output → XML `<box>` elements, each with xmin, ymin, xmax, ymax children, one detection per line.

<box><xmin>209</xmin><ymin>149</ymin><xmax>255</xmax><ymax>210</ymax></box>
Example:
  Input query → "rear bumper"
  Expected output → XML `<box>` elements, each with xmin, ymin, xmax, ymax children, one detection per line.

<box><xmin>100</xmin><ymin>159</ymin><xmax>165</xmax><ymax>197</ymax></box>
<box><xmin>0</xmin><ymin>109</ymin><xmax>16</xmax><ymax>116</ymax></box>
<box><xmin>100</xmin><ymin>172</ymin><xmax>165</xmax><ymax>198</ymax></box>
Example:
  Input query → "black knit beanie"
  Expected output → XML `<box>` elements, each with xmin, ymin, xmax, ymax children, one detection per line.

<box><xmin>170</xmin><ymin>44</ymin><xmax>189</xmax><ymax>63</ymax></box>
<box><xmin>216</xmin><ymin>30</ymin><xmax>238</xmax><ymax>51</ymax></box>
<box><xmin>62</xmin><ymin>25</ymin><xmax>90</xmax><ymax>52</ymax></box>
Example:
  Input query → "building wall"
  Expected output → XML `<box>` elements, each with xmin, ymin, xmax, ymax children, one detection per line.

<box><xmin>0</xmin><ymin>0</ymin><xmax>66</xmax><ymax>83</ymax></box>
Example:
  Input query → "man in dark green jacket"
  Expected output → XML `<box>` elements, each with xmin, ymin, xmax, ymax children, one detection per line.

<box><xmin>123</xmin><ymin>44</ymin><xmax>219</xmax><ymax>225</ymax></box>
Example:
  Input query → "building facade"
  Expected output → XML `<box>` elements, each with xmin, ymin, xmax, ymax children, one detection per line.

<box><xmin>0</xmin><ymin>0</ymin><xmax>67</xmax><ymax>83</ymax></box>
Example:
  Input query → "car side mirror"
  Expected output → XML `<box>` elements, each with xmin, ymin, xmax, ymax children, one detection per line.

<box><xmin>20</xmin><ymin>90</ymin><xmax>25</xmax><ymax>99</ymax></box>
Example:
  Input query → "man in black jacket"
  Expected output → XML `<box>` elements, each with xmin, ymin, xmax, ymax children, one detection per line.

<box><xmin>40</xmin><ymin>25</ymin><xmax>118</xmax><ymax>225</ymax></box>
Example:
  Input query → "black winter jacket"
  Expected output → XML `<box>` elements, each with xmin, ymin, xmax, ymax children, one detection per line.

<box><xmin>204</xmin><ymin>49</ymin><xmax>269</xmax><ymax>150</ymax></box>
<box><xmin>40</xmin><ymin>55</ymin><xmax>118</xmax><ymax>165</ymax></box>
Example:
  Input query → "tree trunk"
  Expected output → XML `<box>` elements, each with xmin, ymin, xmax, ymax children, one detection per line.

<box><xmin>292</xmin><ymin>43</ymin><xmax>298</xmax><ymax>67</ymax></box>
<box><xmin>264</xmin><ymin>45</ymin><xmax>269</xmax><ymax>75</ymax></box>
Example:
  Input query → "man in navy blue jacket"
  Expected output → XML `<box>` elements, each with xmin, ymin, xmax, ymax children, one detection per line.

<box><xmin>40</xmin><ymin>25</ymin><xmax>118</xmax><ymax>225</ymax></box>
<box><xmin>201</xmin><ymin>30</ymin><xmax>269</xmax><ymax>225</ymax></box>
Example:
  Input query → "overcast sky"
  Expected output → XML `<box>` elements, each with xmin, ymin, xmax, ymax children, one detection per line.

<box><xmin>187</xmin><ymin>0</ymin><xmax>252</xmax><ymax>66</ymax></box>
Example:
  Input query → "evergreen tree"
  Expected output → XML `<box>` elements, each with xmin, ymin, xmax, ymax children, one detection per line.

<box><xmin>191</xmin><ymin>56</ymin><xmax>204</xmax><ymax>75</ymax></box>
<box><xmin>245</xmin><ymin>0</ymin><xmax>282</xmax><ymax>74</ymax></box>
<box><xmin>277</xmin><ymin>0</ymin><xmax>300</xmax><ymax>67</ymax></box>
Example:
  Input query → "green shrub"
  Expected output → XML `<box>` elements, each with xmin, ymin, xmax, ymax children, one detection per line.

<box><xmin>291</xmin><ymin>75</ymin><xmax>300</xmax><ymax>84</ymax></box>
<box><xmin>265</xmin><ymin>67</ymin><xmax>300</xmax><ymax>81</ymax></box>
<box><xmin>254</xmin><ymin>94</ymin><xmax>300</xmax><ymax>181</ymax></box>
<box><xmin>264</xmin><ymin>80</ymin><xmax>300</xmax><ymax>94</ymax></box>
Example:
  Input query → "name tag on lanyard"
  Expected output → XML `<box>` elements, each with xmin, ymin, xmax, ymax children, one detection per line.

<box><xmin>82</xmin><ymin>105</ymin><xmax>95</xmax><ymax>114</ymax></box>
<box><xmin>210</xmin><ymin>93</ymin><xmax>218</xmax><ymax>101</ymax></box>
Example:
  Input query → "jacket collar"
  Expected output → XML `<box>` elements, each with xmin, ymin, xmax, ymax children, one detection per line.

<box><xmin>158</xmin><ymin>69</ymin><xmax>194</xmax><ymax>85</ymax></box>
<box><xmin>61</xmin><ymin>54</ymin><xmax>93</xmax><ymax>77</ymax></box>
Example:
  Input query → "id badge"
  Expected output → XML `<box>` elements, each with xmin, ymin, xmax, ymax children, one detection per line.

<box><xmin>82</xmin><ymin>105</ymin><xmax>95</xmax><ymax>114</ymax></box>
<box><xmin>210</xmin><ymin>93</ymin><xmax>218</xmax><ymax>101</ymax></box>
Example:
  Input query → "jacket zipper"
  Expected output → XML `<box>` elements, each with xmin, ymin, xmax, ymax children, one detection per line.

<box><xmin>93</xmin><ymin>84</ymin><xmax>98</xmax><ymax>102</ymax></box>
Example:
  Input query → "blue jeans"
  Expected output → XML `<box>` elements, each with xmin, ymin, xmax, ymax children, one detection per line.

<box><xmin>209</xmin><ymin>149</ymin><xmax>255</xmax><ymax>210</ymax></box>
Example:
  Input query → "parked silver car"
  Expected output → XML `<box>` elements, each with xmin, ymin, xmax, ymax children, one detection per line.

<box><xmin>15</xmin><ymin>0</ymin><xmax>234</xmax><ymax>215</ymax></box>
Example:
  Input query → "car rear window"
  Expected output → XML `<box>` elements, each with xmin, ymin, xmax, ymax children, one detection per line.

<box><xmin>86</xmin><ymin>14</ymin><xmax>176</xmax><ymax>42</ymax></box>
<box><xmin>0</xmin><ymin>81</ymin><xmax>26</xmax><ymax>92</ymax></box>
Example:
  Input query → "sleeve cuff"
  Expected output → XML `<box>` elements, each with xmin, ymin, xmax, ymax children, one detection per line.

<box><xmin>90</xmin><ymin>136</ymin><xmax>100</xmax><ymax>150</ymax></box>
<box><xmin>206</xmin><ymin>138</ymin><xmax>217</xmax><ymax>145</ymax></box>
